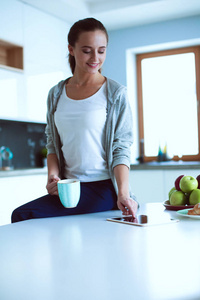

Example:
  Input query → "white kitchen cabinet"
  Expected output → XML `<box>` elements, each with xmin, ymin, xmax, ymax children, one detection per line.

<box><xmin>130</xmin><ymin>170</ymin><xmax>165</xmax><ymax>204</ymax></box>
<box><xmin>0</xmin><ymin>0</ymin><xmax>23</xmax><ymax>45</ymax></box>
<box><xmin>0</xmin><ymin>174</ymin><xmax>47</xmax><ymax>226</ymax></box>
<box><xmin>130</xmin><ymin>168</ymin><xmax>200</xmax><ymax>205</ymax></box>
<box><xmin>23</xmin><ymin>5</ymin><xmax>69</xmax><ymax>69</ymax></box>
<box><xmin>0</xmin><ymin>0</ymin><xmax>71</xmax><ymax>122</ymax></box>
<box><xmin>1</xmin><ymin>167</ymin><xmax>200</xmax><ymax>226</ymax></box>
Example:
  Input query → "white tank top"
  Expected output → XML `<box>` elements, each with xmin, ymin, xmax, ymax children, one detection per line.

<box><xmin>54</xmin><ymin>82</ymin><xmax>110</xmax><ymax>182</ymax></box>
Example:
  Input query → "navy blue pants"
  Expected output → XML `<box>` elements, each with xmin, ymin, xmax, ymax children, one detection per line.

<box><xmin>11</xmin><ymin>179</ymin><xmax>118</xmax><ymax>223</ymax></box>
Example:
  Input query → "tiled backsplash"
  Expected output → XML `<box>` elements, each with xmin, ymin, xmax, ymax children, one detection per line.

<box><xmin>0</xmin><ymin>119</ymin><xmax>46</xmax><ymax>169</ymax></box>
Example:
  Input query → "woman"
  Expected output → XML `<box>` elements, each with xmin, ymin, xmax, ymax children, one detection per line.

<box><xmin>11</xmin><ymin>18</ymin><xmax>138</xmax><ymax>223</ymax></box>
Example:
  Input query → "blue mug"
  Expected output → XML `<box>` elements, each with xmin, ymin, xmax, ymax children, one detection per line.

<box><xmin>57</xmin><ymin>179</ymin><xmax>80</xmax><ymax>208</ymax></box>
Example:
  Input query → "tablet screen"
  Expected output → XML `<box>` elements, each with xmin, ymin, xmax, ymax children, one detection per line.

<box><xmin>112</xmin><ymin>215</ymin><xmax>148</xmax><ymax>224</ymax></box>
<box><xmin>107</xmin><ymin>214</ymin><xmax>178</xmax><ymax>226</ymax></box>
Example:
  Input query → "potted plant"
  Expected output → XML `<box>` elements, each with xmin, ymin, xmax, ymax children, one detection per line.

<box><xmin>41</xmin><ymin>147</ymin><xmax>47</xmax><ymax>167</ymax></box>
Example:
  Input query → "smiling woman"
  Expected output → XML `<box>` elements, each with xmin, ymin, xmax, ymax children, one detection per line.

<box><xmin>66</xmin><ymin>29</ymin><xmax>108</xmax><ymax>99</ymax></box>
<box><xmin>67</xmin><ymin>17</ymin><xmax>108</xmax><ymax>75</ymax></box>
<box><xmin>11</xmin><ymin>17</ymin><xmax>138</xmax><ymax>223</ymax></box>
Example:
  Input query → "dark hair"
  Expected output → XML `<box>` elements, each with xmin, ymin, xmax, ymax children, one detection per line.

<box><xmin>67</xmin><ymin>18</ymin><xmax>108</xmax><ymax>74</ymax></box>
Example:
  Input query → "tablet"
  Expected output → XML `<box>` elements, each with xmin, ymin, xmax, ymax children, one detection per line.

<box><xmin>107</xmin><ymin>215</ymin><xmax>179</xmax><ymax>227</ymax></box>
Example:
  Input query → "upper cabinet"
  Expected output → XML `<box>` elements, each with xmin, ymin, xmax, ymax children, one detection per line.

<box><xmin>0</xmin><ymin>0</ymin><xmax>71</xmax><ymax>123</ymax></box>
<box><xmin>0</xmin><ymin>39</ymin><xmax>23</xmax><ymax>72</ymax></box>
<box><xmin>0</xmin><ymin>0</ymin><xmax>23</xmax><ymax>45</ymax></box>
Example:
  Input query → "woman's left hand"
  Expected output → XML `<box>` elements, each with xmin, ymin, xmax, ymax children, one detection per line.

<box><xmin>117</xmin><ymin>195</ymin><xmax>138</xmax><ymax>217</ymax></box>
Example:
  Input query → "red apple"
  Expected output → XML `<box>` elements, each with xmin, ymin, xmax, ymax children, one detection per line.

<box><xmin>196</xmin><ymin>175</ymin><xmax>200</xmax><ymax>189</ymax></box>
<box><xmin>174</xmin><ymin>175</ymin><xmax>184</xmax><ymax>191</ymax></box>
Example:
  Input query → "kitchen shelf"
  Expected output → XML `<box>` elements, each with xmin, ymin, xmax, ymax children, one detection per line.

<box><xmin>0</xmin><ymin>39</ymin><xmax>23</xmax><ymax>71</ymax></box>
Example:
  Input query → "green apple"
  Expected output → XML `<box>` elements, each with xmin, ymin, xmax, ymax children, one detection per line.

<box><xmin>179</xmin><ymin>176</ymin><xmax>198</xmax><ymax>193</ymax></box>
<box><xmin>170</xmin><ymin>191</ymin><xmax>187</xmax><ymax>205</ymax></box>
<box><xmin>168</xmin><ymin>187</ymin><xmax>176</xmax><ymax>200</ymax></box>
<box><xmin>189</xmin><ymin>189</ymin><xmax>200</xmax><ymax>205</ymax></box>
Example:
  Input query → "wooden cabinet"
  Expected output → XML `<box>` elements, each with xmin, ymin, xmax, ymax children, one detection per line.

<box><xmin>0</xmin><ymin>39</ymin><xmax>23</xmax><ymax>72</ymax></box>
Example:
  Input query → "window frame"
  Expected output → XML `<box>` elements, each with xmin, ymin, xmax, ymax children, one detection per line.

<box><xmin>136</xmin><ymin>46</ymin><xmax>200</xmax><ymax>162</ymax></box>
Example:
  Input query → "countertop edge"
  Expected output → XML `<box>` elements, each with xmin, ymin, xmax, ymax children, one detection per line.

<box><xmin>0</xmin><ymin>168</ymin><xmax>47</xmax><ymax>178</ymax></box>
<box><xmin>1</xmin><ymin>161</ymin><xmax>200</xmax><ymax>178</ymax></box>
<box><xmin>131</xmin><ymin>161</ymin><xmax>200</xmax><ymax>170</ymax></box>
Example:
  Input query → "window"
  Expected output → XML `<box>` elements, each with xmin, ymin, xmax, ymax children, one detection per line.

<box><xmin>136</xmin><ymin>46</ymin><xmax>200</xmax><ymax>162</ymax></box>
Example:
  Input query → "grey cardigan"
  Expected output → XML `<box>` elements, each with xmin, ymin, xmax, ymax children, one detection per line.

<box><xmin>45</xmin><ymin>77</ymin><xmax>135</xmax><ymax>198</ymax></box>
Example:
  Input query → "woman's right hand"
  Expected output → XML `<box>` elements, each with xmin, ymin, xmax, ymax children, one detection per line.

<box><xmin>46</xmin><ymin>174</ymin><xmax>61</xmax><ymax>196</ymax></box>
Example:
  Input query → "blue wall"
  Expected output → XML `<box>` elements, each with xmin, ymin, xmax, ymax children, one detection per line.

<box><xmin>103</xmin><ymin>15</ymin><xmax>200</xmax><ymax>85</ymax></box>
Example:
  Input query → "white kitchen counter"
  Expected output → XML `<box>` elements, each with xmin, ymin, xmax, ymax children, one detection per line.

<box><xmin>0</xmin><ymin>203</ymin><xmax>199</xmax><ymax>300</ymax></box>
<box><xmin>131</xmin><ymin>160</ymin><xmax>200</xmax><ymax>170</ymax></box>
<box><xmin>1</xmin><ymin>159</ymin><xmax>200</xmax><ymax>178</ymax></box>
<box><xmin>0</xmin><ymin>167</ymin><xmax>47</xmax><ymax>178</ymax></box>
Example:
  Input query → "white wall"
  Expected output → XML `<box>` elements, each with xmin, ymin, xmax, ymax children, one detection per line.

<box><xmin>0</xmin><ymin>0</ymin><xmax>72</xmax><ymax>122</ymax></box>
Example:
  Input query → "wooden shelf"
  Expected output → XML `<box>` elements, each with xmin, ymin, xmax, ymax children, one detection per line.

<box><xmin>0</xmin><ymin>39</ymin><xmax>23</xmax><ymax>71</ymax></box>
